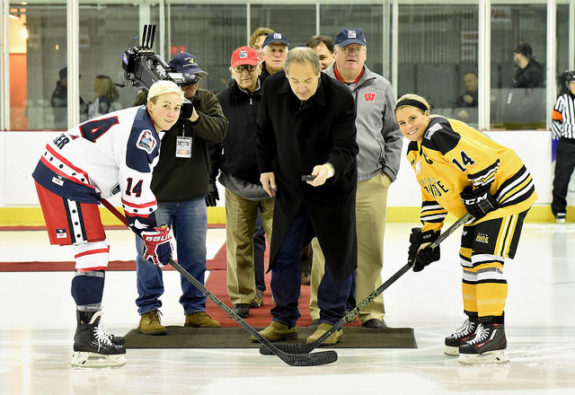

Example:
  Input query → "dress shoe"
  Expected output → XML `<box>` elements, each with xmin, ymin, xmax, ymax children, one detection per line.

<box><xmin>232</xmin><ymin>304</ymin><xmax>250</xmax><ymax>318</ymax></box>
<box><xmin>362</xmin><ymin>318</ymin><xmax>386</xmax><ymax>329</ymax></box>
<box><xmin>250</xmin><ymin>289</ymin><xmax>264</xmax><ymax>308</ymax></box>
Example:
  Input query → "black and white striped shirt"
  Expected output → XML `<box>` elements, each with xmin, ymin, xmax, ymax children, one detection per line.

<box><xmin>552</xmin><ymin>93</ymin><xmax>575</xmax><ymax>139</ymax></box>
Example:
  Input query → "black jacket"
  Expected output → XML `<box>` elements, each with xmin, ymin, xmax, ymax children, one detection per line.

<box><xmin>151</xmin><ymin>89</ymin><xmax>228</xmax><ymax>202</ymax></box>
<box><xmin>513</xmin><ymin>59</ymin><xmax>544</xmax><ymax>88</ymax></box>
<box><xmin>213</xmin><ymin>79</ymin><xmax>262</xmax><ymax>186</ymax></box>
<box><xmin>257</xmin><ymin>71</ymin><xmax>359</xmax><ymax>281</ymax></box>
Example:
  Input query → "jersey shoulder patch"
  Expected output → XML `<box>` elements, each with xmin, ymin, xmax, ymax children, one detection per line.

<box><xmin>421</xmin><ymin>116</ymin><xmax>460</xmax><ymax>155</ymax></box>
<box><xmin>136</xmin><ymin>129</ymin><xmax>157</xmax><ymax>154</ymax></box>
<box><xmin>126</xmin><ymin>108</ymin><xmax>160</xmax><ymax>172</ymax></box>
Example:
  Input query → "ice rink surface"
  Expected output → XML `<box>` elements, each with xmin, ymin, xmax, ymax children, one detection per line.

<box><xmin>1</xmin><ymin>222</ymin><xmax>574</xmax><ymax>394</ymax></box>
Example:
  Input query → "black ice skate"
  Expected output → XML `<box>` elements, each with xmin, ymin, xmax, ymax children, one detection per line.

<box><xmin>444</xmin><ymin>317</ymin><xmax>478</xmax><ymax>356</ymax></box>
<box><xmin>71</xmin><ymin>311</ymin><xmax>127</xmax><ymax>368</ymax></box>
<box><xmin>458</xmin><ymin>322</ymin><xmax>508</xmax><ymax>364</ymax></box>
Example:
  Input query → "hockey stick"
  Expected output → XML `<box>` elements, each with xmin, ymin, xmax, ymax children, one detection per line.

<box><xmin>100</xmin><ymin>199</ymin><xmax>337</xmax><ymax>366</ymax></box>
<box><xmin>260</xmin><ymin>213</ymin><xmax>471</xmax><ymax>355</ymax></box>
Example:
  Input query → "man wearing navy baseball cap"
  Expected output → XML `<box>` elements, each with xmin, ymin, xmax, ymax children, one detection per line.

<box><xmin>261</xmin><ymin>32</ymin><xmax>289</xmax><ymax>80</ymax></box>
<box><xmin>168</xmin><ymin>52</ymin><xmax>208</xmax><ymax>103</ymax></box>
<box><xmin>135</xmin><ymin>50</ymin><xmax>228</xmax><ymax>335</ymax></box>
<box><xmin>308</xmin><ymin>27</ymin><xmax>403</xmax><ymax>338</ymax></box>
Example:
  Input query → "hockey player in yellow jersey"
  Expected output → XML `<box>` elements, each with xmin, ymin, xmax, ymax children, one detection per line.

<box><xmin>395</xmin><ymin>94</ymin><xmax>537</xmax><ymax>364</ymax></box>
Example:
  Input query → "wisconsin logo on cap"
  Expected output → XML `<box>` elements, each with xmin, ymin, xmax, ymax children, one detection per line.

<box><xmin>239</xmin><ymin>50</ymin><xmax>248</xmax><ymax>59</ymax></box>
<box><xmin>347</xmin><ymin>30</ymin><xmax>357</xmax><ymax>39</ymax></box>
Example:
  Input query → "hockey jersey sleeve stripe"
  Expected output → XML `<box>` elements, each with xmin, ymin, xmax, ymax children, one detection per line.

<box><xmin>468</xmin><ymin>159</ymin><xmax>499</xmax><ymax>187</ymax></box>
<box><xmin>420</xmin><ymin>200</ymin><xmax>447</xmax><ymax>224</ymax></box>
<box><xmin>420</xmin><ymin>213</ymin><xmax>447</xmax><ymax>223</ymax></box>
<box><xmin>495</xmin><ymin>167</ymin><xmax>535</xmax><ymax>208</ymax></box>
<box><xmin>421</xmin><ymin>201</ymin><xmax>444</xmax><ymax>212</ymax></box>
<box><xmin>498</xmin><ymin>179</ymin><xmax>535</xmax><ymax>207</ymax></box>
<box><xmin>121</xmin><ymin>198</ymin><xmax>157</xmax><ymax>209</ymax></box>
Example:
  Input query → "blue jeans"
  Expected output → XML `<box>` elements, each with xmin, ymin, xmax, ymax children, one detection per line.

<box><xmin>135</xmin><ymin>197</ymin><xmax>207</xmax><ymax>315</ymax></box>
<box><xmin>271</xmin><ymin>208</ymin><xmax>352</xmax><ymax>327</ymax></box>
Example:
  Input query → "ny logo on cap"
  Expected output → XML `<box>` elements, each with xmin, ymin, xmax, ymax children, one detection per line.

<box><xmin>347</xmin><ymin>30</ymin><xmax>357</xmax><ymax>39</ymax></box>
<box><xmin>273</xmin><ymin>33</ymin><xmax>282</xmax><ymax>39</ymax></box>
<box><xmin>239</xmin><ymin>50</ymin><xmax>248</xmax><ymax>59</ymax></box>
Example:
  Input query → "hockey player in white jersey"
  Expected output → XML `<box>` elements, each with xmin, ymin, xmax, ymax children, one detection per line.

<box><xmin>32</xmin><ymin>80</ymin><xmax>184</xmax><ymax>367</ymax></box>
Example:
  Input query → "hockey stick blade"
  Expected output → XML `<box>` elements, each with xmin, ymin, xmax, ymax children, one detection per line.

<box><xmin>260</xmin><ymin>213</ymin><xmax>471</xmax><ymax>355</ymax></box>
<box><xmin>169</xmin><ymin>258</ymin><xmax>337</xmax><ymax>366</ymax></box>
<box><xmin>100</xmin><ymin>199</ymin><xmax>337</xmax><ymax>366</ymax></box>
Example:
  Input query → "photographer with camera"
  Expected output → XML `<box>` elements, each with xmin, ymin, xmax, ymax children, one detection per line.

<box><xmin>135</xmin><ymin>52</ymin><xmax>228</xmax><ymax>335</ymax></box>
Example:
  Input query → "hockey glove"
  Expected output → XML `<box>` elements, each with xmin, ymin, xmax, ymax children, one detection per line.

<box><xmin>141</xmin><ymin>225</ymin><xmax>173</xmax><ymax>266</ymax></box>
<box><xmin>460</xmin><ymin>184</ymin><xmax>497</xmax><ymax>220</ymax></box>
<box><xmin>408</xmin><ymin>227</ymin><xmax>440</xmax><ymax>272</ymax></box>
<box><xmin>205</xmin><ymin>182</ymin><xmax>219</xmax><ymax>207</ymax></box>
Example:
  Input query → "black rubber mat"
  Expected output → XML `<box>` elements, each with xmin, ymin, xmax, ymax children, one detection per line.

<box><xmin>125</xmin><ymin>326</ymin><xmax>417</xmax><ymax>349</ymax></box>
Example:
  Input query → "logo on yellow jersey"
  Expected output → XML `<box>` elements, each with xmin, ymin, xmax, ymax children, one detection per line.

<box><xmin>475</xmin><ymin>233</ymin><xmax>489</xmax><ymax>244</ymax></box>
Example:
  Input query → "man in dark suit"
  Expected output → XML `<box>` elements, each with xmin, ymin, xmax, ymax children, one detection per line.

<box><xmin>253</xmin><ymin>47</ymin><xmax>359</xmax><ymax>345</ymax></box>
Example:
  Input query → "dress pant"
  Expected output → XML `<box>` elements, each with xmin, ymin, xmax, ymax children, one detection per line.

<box><xmin>253</xmin><ymin>211</ymin><xmax>267</xmax><ymax>292</ymax></box>
<box><xmin>225</xmin><ymin>189</ymin><xmax>274</xmax><ymax>305</ymax></box>
<box><xmin>310</xmin><ymin>171</ymin><xmax>390</xmax><ymax>322</ymax></box>
<box><xmin>271</xmin><ymin>207</ymin><xmax>352</xmax><ymax>327</ymax></box>
<box><xmin>551</xmin><ymin>138</ymin><xmax>575</xmax><ymax>216</ymax></box>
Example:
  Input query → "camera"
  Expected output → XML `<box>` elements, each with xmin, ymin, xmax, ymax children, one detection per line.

<box><xmin>121</xmin><ymin>24</ymin><xmax>199</xmax><ymax>89</ymax></box>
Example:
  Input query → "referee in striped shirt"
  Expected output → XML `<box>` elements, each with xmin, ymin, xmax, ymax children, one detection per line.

<box><xmin>551</xmin><ymin>71</ymin><xmax>575</xmax><ymax>223</ymax></box>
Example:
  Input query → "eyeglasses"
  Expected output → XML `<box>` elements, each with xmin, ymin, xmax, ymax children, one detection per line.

<box><xmin>233</xmin><ymin>65</ymin><xmax>257</xmax><ymax>73</ymax></box>
<box><xmin>342</xmin><ymin>46</ymin><xmax>364</xmax><ymax>55</ymax></box>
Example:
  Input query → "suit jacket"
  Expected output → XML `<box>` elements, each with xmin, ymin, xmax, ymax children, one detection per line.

<box><xmin>256</xmin><ymin>71</ymin><xmax>359</xmax><ymax>281</ymax></box>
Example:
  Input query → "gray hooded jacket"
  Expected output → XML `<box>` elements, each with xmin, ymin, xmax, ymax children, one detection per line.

<box><xmin>324</xmin><ymin>64</ymin><xmax>402</xmax><ymax>182</ymax></box>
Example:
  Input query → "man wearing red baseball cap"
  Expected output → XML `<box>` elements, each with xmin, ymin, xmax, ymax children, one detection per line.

<box><xmin>211</xmin><ymin>46</ymin><xmax>274</xmax><ymax>319</ymax></box>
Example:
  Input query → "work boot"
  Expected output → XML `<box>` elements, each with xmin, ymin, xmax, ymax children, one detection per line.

<box><xmin>250</xmin><ymin>321</ymin><xmax>297</xmax><ymax>342</ymax></box>
<box><xmin>138</xmin><ymin>310</ymin><xmax>167</xmax><ymax>336</ymax></box>
<box><xmin>306</xmin><ymin>323</ymin><xmax>342</xmax><ymax>346</ymax></box>
<box><xmin>185</xmin><ymin>312</ymin><xmax>220</xmax><ymax>328</ymax></box>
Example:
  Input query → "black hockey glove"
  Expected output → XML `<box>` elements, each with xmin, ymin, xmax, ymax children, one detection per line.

<box><xmin>460</xmin><ymin>184</ymin><xmax>497</xmax><ymax>220</ymax></box>
<box><xmin>205</xmin><ymin>182</ymin><xmax>219</xmax><ymax>207</ymax></box>
<box><xmin>408</xmin><ymin>227</ymin><xmax>440</xmax><ymax>272</ymax></box>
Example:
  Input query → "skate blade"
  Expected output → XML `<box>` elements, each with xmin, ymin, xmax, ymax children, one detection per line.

<box><xmin>458</xmin><ymin>350</ymin><xmax>508</xmax><ymax>364</ymax></box>
<box><xmin>71</xmin><ymin>351</ymin><xmax>127</xmax><ymax>368</ymax></box>
<box><xmin>443</xmin><ymin>345</ymin><xmax>459</xmax><ymax>356</ymax></box>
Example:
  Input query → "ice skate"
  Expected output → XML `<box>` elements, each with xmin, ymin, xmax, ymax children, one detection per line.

<box><xmin>458</xmin><ymin>322</ymin><xmax>508</xmax><ymax>364</ymax></box>
<box><xmin>444</xmin><ymin>317</ymin><xmax>479</xmax><ymax>356</ymax></box>
<box><xmin>71</xmin><ymin>311</ymin><xmax>127</xmax><ymax>368</ymax></box>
